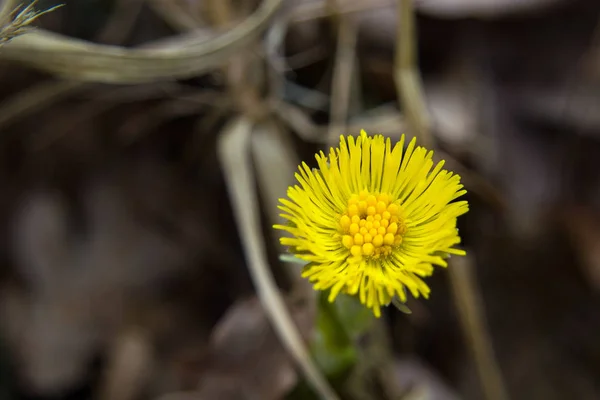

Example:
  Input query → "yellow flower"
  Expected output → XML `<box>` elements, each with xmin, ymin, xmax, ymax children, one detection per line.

<box><xmin>275</xmin><ymin>130</ymin><xmax>469</xmax><ymax>317</ymax></box>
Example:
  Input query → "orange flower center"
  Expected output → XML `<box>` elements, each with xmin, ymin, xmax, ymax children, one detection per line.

<box><xmin>339</xmin><ymin>190</ymin><xmax>407</xmax><ymax>259</ymax></box>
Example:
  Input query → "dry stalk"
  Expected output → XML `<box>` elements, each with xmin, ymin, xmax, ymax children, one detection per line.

<box><xmin>218</xmin><ymin>117</ymin><xmax>340</xmax><ymax>400</ymax></box>
<box><xmin>0</xmin><ymin>80</ymin><xmax>84</xmax><ymax>130</ymax></box>
<box><xmin>449</xmin><ymin>256</ymin><xmax>510</xmax><ymax>400</ymax></box>
<box><xmin>272</xmin><ymin>101</ymin><xmax>408</xmax><ymax>144</ymax></box>
<box><xmin>392</xmin><ymin>2</ymin><xmax>508</xmax><ymax>399</ymax></box>
<box><xmin>210</xmin><ymin>0</ymin><xmax>267</xmax><ymax>120</ymax></box>
<box><xmin>148</xmin><ymin>0</ymin><xmax>205</xmax><ymax>31</ymax></box>
<box><xmin>394</xmin><ymin>0</ymin><xmax>432</xmax><ymax>148</ymax></box>
<box><xmin>151</xmin><ymin>3</ymin><xmax>337</xmax><ymax>398</ymax></box>
<box><xmin>265</xmin><ymin>1</ymin><xmax>293</xmax><ymax>102</ymax></box>
<box><xmin>0</xmin><ymin>0</ymin><xmax>283</xmax><ymax>83</ymax></box>
<box><xmin>327</xmin><ymin>10</ymin><xmax>358</xmax><ymax>145</ymax></box>
<box><xmin>0</xmin><ymin>0</ymin><xmax>200</xmax><ymax>134</ymax></box>
<box><xmin>95</xmin><ymin>0</ymin><xmax>144</xmax><ymax>45</ymax></box>
<box><xmin>0</xmin><ymin>0</ymin><xmax>168</xmax><ymax>139</ymax></box>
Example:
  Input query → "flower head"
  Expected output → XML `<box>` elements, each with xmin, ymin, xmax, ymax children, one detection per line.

<box><xmin>275</xmin><ymin>130</ymin><xmax>469</xmax><ymax>317</ymax></box>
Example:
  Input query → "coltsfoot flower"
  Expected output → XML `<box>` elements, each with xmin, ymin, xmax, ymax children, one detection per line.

<box><xmin>275</xmin><ymin>130</ymin><xmax>469</xmax><ymax>317</ymax></box>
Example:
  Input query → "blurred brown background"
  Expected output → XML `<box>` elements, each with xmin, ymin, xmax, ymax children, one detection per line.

<box><xmin>0</xmin><ymin>0</ymin><xmax>599</xmax><ymax>399</ymax></box>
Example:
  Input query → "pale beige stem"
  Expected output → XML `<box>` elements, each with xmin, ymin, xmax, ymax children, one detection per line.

<box><xmin>449</xmin><ymin>256</ymin><xmax>510</xmax><ymax>400</ymax></box>
<box><xmin>394</xmin><ymin>0</ymin><xmax>432</xmax><ymax>147</ymax></box>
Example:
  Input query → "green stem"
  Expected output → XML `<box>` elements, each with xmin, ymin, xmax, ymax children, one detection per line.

<box><xmin>317</xmin><ymin>291</ymin><xmax>354</xmax><ymax>349</ymax></box>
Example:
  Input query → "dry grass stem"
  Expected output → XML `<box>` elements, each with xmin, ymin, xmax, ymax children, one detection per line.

<box><xmin>272</xmin><ymin>101</ymin><xmax>408</xmax><ymax>144</ymax></box>
<box><xmin>95</xmin><ymin>0</ymin><xmax>145</xmax><ymax>45</ymax></box>
<box><xmin>265</xmin><ymin>7</ymin><xmax>292</xmax><ymax>100</ymax></box>
<box><xmin>394</xmin><ymin>0</ymin><xmax>432</xmax><ymax>148</ymax></box>
<box><xmin>0</xmin><ymin>0</ymin><xmax>283</xmax><ymax>83</ymax></box>
<box><xmin>249</xmin><ymin>122</ymin><xmax>307</xmax><ymax>288</ymax></box>
<box><xmin>389</xmin><ymin>4</ymin><xmax>507</xmax><ymax>398</ymax></box>
<box><xmin>148</xmin><ymin>0</ymin><xmax>206</xmax><ymax>31</ymax></box>
<box><xmin>218</xmin><ymin>118</ymin><xmax>340</xmax><ymax>400</ymax></box>
<box><xmin>0</xmin><ymin>80</ymin><xmax>84</xmax><ymax>130</ymax></box>
<box><xmin>328</xmin><ymin>14</ymin><xmax>358</xmax><ymax>145</ymax></box>
<box><xmin>449</xmin><ymin>256</ymin><xmax>510</xmax><ymax>400</ymax></box>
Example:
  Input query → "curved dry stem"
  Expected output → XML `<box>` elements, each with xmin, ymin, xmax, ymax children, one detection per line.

<box><xmin>0</xmin><ymin>0</ymin><xmax>282</xmax><ymax>83</ymax></box>
<box><xmin>218</xmin><ymin>117</ymin><xmax>339</xmax><ymax>400</ymax></box>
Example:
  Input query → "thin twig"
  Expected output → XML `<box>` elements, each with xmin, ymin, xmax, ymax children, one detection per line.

<box><xmin>394</xmin><ymin>0</ymin><xmax>432</xmax><ymax>147</ymax></box>
<box><xmin>95</xmin><ymin>0</ymin><xmax>144</xmax><ymax>45</ymax></box>
<box><xmin>328</xmin><ymin>13</ymin><xmax>358</xmax><ymax>145</ymax></box>
<box><xmin>448</xmin><ymin>256</ymin><xmax>510</xmax><ymax>400</ymax></box>
<box><xmin>264</xmin><ymin>2</ymin><xmax>291</xmax><ymax>101</ymax></box>
<box><xmin>148</xmin><ymin>0</ymin><xmax>205</xmax><ymax>31</ymax></box>
<box><xmin>190</xmin><ymin>0</ymin><xmax>266</xmax><ymax>120</ymax></box>
<box><xmin>272</xmin><ymin>100</ymin><xmax>408</xmax><ymax>143</ymax></box>
<box><xmin>0</xmin><ymin>80</ymin><xmax>83</xmax><ymax>130</ymax></box>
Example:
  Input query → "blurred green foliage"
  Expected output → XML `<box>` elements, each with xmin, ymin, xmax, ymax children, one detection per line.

<box><xmin>287</xmin><ymin>291</ymin><xmax>375</xmax><ymax>400</ymax></box>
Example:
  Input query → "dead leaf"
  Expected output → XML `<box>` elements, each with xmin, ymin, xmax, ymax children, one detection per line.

<box><xmin>199</xmin><ymin>296</ymin><xmax>314</xmax><ymax>400</ymax></box>
<box><xmin>157</xmin><ymin>296</ymin><xmax>315</xmax><ymax>400</ymax></box>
